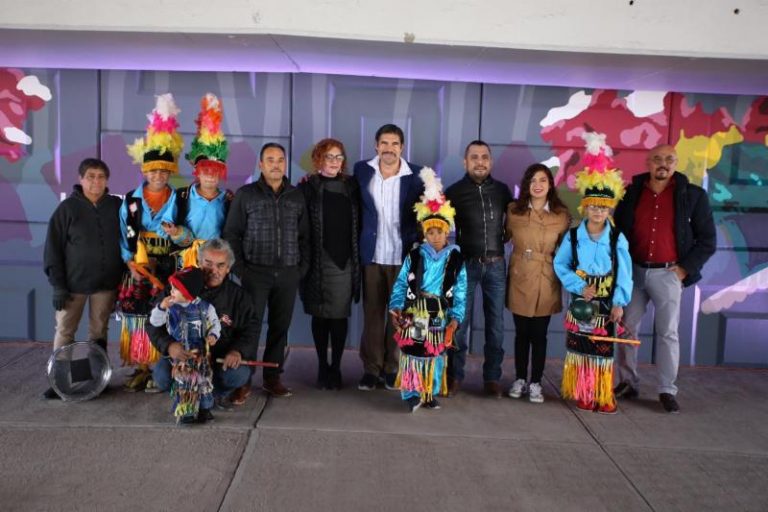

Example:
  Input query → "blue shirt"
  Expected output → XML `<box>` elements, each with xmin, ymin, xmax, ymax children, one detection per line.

<box><xmin>119</xmin><ymin>185</ymin><xmax>177</xmax><ymax>262</ymax></box>
<box><xmin>184</xmin><ymin>185</ymin><xmax>227</xmax><ymax>241</ymax></box>
<box><xmin>389</xmin><ymin>243</ymin><xmax>468</xmax><ymax>324</ymax></box>
<box><xmin>553</xmin><ymin>220</ymin><xmax>633</xmax><ymax>307</ymax></box>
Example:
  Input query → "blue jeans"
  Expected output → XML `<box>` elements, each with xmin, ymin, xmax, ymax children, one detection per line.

<box><xmin>153</xmin><ymin>357</ymin><xmax>253</xmax><ymax>399</ymax></box>
<box><xmin>449</xmin><ymin>258</ymin><xmax>506</xmax><ymax>382</ymax></box>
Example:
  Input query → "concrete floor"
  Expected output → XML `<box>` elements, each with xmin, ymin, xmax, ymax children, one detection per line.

<box><xmin>1</xmin><ymin>342</ymin><xmax>767</xmax><ymax>512</ymax></box>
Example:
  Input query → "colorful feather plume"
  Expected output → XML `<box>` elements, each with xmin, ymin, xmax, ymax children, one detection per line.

<box><xmin>126</xmin><ymin>93</ymin><xmax>184</xmax><ymax>174</ymax></box>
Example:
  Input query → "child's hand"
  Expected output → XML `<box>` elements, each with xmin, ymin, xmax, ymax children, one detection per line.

<box><xmin>609</xmin><ymin>306</ymin><xmax>624</xmax><ymax>324</ymax></box>
<box><xmin>444</xmin><ymin>319</ymin><xmax>459</xmax><ymax>348</ymax></box>
<box><xmin>206</xmin><ymin>334</ymin><xmax>218</xmax><ymax>346</ymax></box>
<box><xmin>161</xmin><ymin>222</ymin><xmax>181</xmax><ymax>237</ymax></box>
<box><xmin>160</xmin><ymin>295</ymin><xmax>174</xmax><ymax>309</ymax></box>
<box><xmin>582</xmin><ymin>284</ymin><xmax>596</xmax><ymax>301</ymax></box>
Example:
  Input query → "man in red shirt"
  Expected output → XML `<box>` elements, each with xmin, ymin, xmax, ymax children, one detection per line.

<box><xmin>613</xmin><ymin>144</ymin><xmax>715</xmax><ymax>413</ymax></box>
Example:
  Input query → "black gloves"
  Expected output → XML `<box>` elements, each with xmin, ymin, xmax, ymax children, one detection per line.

<box><xmin>52</xmin><ymin>289</ymin><xmax>71</xmax><ymax>311</ymax></box>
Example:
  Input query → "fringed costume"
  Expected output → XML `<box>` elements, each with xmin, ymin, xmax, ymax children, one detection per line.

<box><xmin>389</xmin><ymin>167</ymin><xmax>467</xmax><ymax>409</ymax></box>
<box><xmin>149</xmin><ymin>267</ymin><xmax>221</xmax><ymax>423</ymax></box>
<box><xmin>554</xmin><ymin>132</ymin><xmax>633</xmax><ymax>413</ymax></box>
<box><xmin>118</xmin><ymin>93</ymin><xmax>183</xmax><ymax>390</ymax></box>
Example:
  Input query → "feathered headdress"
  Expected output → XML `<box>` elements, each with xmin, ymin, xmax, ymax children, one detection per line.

<box><xmin>185</xmin><ymin>93</ymin><xmax>229</xmax><ymax>180</ymax></box>
<box><xmin>414</xmin><ymin>167</ymin><xmax>456</xmax><ymax>232</ymax></box>
<box><xmin>575</xmin><ymin>132</ymin><xmax>626</xmax><ymax>214</ymax></box>
<box><xmin>126</xmin><ymin>93</ymin><xmax>184</xmax><ymax>174</ymax></box>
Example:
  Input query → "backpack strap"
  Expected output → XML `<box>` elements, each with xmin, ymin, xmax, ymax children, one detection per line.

<box><xmin>125</xmin><ymin>189</ymin><xmax>143</xmax><ymax>254</ymax></box>
<box><xmin>569</xmin><ymin>226</ymin><xmax>579</xmax><ymax>270</ymax></box>
<box><xmin>174</xmin><ymin>185</ymin><xmax>191</xmax><ymax>226</ymax></box>
<box><xmin>406</xmin><ymin>247</ymin><xmax>423</xmax><ymax>302</ymax></box>
<box><xmin>608</xmin><ymin>225</ymin><xmax>620</xmax><ymax>303</ymax></box>
<box><xmin>441</xmin><ymin>250</ymin><xmax>464</xmax><ymax>306</ymax></box>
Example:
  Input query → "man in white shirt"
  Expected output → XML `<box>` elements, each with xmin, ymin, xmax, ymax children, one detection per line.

<box><xmin>353</xmin><ymin>124</ymin><xmax>424</xmax><ymax>390</ymax></box>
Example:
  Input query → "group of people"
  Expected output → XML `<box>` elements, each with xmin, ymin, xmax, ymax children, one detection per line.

<box><xmin>42</xmin><ymin>91</ymin><xmax>716</xmax><ymax>422</ymax></box>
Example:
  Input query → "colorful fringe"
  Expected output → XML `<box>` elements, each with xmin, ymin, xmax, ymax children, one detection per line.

<box><xmin>395</xmin><ymin>353</ymin><xmax>447</xmax><ymax>402</ymax></box>
<box><xmin>394</xmin><ymin>297</ymin><xmax>448</xmax><ymax>356</ymax></box>
<box><xmin>119</xmin><ymin>315</ymin><xmax>161</xmax><ymax>366</ymax></box>
<box><xmin>564</xmin><ymin>309</ymin><xmax>610</xmax><ymax>336</ymax></box>
<box><xmin>561</xmin><ymin>350</ymin><xmax>615</xmax><ymax>408</ymax></box>
<box><xmin>170</xmin><ymin>352</ymin><xmax>213</xmax><ymax>423</ymax></box>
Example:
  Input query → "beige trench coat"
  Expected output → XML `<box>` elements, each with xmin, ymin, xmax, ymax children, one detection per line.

<box><xmin>505</xmin><ymin>204</ymin><xmax>570</xmax><ymax>317</ymax></box>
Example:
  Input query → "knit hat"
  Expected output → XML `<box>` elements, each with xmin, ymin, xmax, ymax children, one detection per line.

<box><xmin>575</xmin><ymin>132</ymin><xmax>626</xmax><ymax>214</ymax></box>
<box><xmin>168</xmin><ymin>267</ymin><xmax>204</xmax><ymax>302</ymax></box>
<box><xmin>413</xmin><ymin>167</ymin><xmax>456</xmax><ymax>233</ymax></box>
<box><xmin>126</xmin><ymin>93</ymin><xmax>184</xmax><ymax>174</ymax></box>
<box><xmin>185</xmin><ymin>93</ymin><xmax>229</xmax><ymax>180</ymax></box>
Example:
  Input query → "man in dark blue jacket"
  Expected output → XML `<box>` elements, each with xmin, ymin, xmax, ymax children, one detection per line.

<box><xmin>354</xmin><ymin>124</ymin><xmax>424</xmax><ymax>391</ymax></box>
<box><xmin>613</xmin><ymin>144</ymin><xmax>716</xmax><ymax>413</ymax></box>
<box><xmin>223</xmin><ymin>143</ymin><xmax>310</xmax><ymax>398</ymax></box>
<box><xmin>42</xmin><ymin>158</ymin><xmax>124</xmax><ymax>399</ymax></box>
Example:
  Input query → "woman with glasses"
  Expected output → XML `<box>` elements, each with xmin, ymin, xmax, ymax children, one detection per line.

<box><xmin>299</xmin><ymin>138</ymin><xmax>362</xmax><ymax>389</ymax></box>
<box><xmin>505</xmin><ymin>163</ymin><xmax>570</xmax><ymax>403</ymax></box>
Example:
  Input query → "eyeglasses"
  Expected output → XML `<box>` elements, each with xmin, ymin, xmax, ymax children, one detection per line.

<box><xmin>586</xmin><ymin>205</ymin><xmax>610</xmax><ymax>212</ymax></box>
<box><xmin>650</xmin><ymin>155</ymin><xmax>677</xmax><ymax>165</ymax></box>
<box><xmin>324</xmin><ymin>154</ymin><xmax>345</xmax><ymax>162</ymax></box>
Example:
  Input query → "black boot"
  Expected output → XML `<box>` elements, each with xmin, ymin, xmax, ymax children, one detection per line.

<box><xmin>317</xmin><ymin>363</ymin><xmax>329</xmax><ymax>390</ymax></box>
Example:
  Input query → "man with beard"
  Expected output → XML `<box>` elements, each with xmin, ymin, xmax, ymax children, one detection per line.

<box><xmin>613</xmin><ymin>144</ymin><xmax>715</xmax><ymax>413</ymax></box>
<box><xmin>444</xmin><ymin>141</ymin><xmax>513</xmax><ymax>397</ymax></box>
<box><xmin>354</xmin><ymin>124</ymin><xmax>424</xmax><ymax>391</ymax></box>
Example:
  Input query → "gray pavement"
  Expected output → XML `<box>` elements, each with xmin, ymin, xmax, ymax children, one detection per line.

<box><xmin>1</xmin><ymin>342</ymin><xmax>767</xmax><ymax>512</ymax></box>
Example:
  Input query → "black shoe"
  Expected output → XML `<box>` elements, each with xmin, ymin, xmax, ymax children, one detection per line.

<box><xmin>327</xmin><ymin>368</ymin><xmax>342</xmax><ymax>390</ymax></box>
<box><xmin>659</xmin><ymin>393</ymin><xmax>680</xmax><ymax>414</ymax></box>
<box><xmin>317</xmin><ymin>364</ymin><xmax>329</xmax><ymax>389</ymax></box>
<box><xmin>424</xmin><ymin>399</ymin><xmax>441</xmax><ymax>410</ymax></box>
<box><xmin>197</xmin><ymin>408</ymin><xmax>215</xmax><ymax>423</ymax></box>
<box><xmin>215</xmin><ymin>395</ymin><xmax>235</xmax><ymax>412</ymax></box>
<box><xmin>357</xmin><ymin>373</ymin><xmax>378</xmax><ymax>391</ymax></box>
<box><xmin>384</xmin><ymin>373</ymin><xmax>398</xmax><ymax>391</ymax></box>
<box><xmin>41</xmin><ymin>387</ymin><xmax>60</xmax><ymax>400</ymax></box>
<box><xmin>614</xmin><ymin>381</ymin><xmax>639</xmax><ymax>399</ymax></box>
<box><xmin>406</xmin><ymin>396</ymin><xmax>422</xmax><ymax>413</ymax></box>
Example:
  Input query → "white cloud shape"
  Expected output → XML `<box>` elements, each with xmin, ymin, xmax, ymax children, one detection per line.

<box><xmin>540</xmin><ymin>156</ymin><xmax>560</xmax><ymax>169</ymax></box>
<box><xmin>3</xmin><ymin>126</ymin><xmax>32</xmax><ymax>144</ymax></box>
<box><xmin>539</xmin><ymin>91</ymin><xmax>592</xmax><ymax>127</ymax></box>
<box><xmin>624</xmin><ymin>90</ymin><xmax>667</xmax><ymax>118</ymax></box>
<box><xmin>16</xmin><ymin>75</ymin><xmax>52</xmax><ymax>102</ymax></box>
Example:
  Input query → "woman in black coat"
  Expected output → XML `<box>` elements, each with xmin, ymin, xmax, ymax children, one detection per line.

<box><xmin>299</xmin><ymin>138</ymin><xmax>361</xmax><ymax>389</ymax></box>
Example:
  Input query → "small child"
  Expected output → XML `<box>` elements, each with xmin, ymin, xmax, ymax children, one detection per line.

<box><xmin>149</xmin><ymin>266</ymin><xmax>221</xmax><ymax>424</ymax></box>
<box><xmin>554</xmin><ymin>132</ymin><xmax>633</xmax><ymax>414</ymax></box>
<box><xmin>389</xmin><ymin>167</ymin><xmax>467</xmax><ymax>413</ymax></box>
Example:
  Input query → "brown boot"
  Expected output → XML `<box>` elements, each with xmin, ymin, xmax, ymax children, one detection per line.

<box><xmin>230</xmin><ymin>383</ymin><xmax>252</xmax><ymax>406</ymax></box>
<box><xmin>447</xmin><ymin>377</ymin><xmax>461</xmax><ymax>397</ymax></box>
<box><xmin>483</xmin><ymin>380</ymin><xmax>502</xmax><ymax>399</ymax></box>
<box><xmin>263</xmin><ymin>375</ymin><xmax>292</xmax><ymax>398</ymax></box>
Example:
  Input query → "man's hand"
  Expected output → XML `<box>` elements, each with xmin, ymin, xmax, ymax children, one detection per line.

<box><xmin>206</xmin><ymin>334</ymin><xmax>218</xmax><ymax>347</ymax></box>
<box><xmin>609</xmin><ymin>306</ymin><xmax>624</xmax><ymax>324</ymax></box>
<box><xmin>52</xmin><ymin>289</ymin><xmax>71</xmax><ymax>311</ymax></box>
<box><xmin>167</xmin><ymin>342</ymin><xmax>192</xmax><ymax>362</ymax></box>
<box><xmin>221</xmin><ymin>350</ymin><xmax>242</xmax><ymax>370</ymax></box>
<box><xmin>582</xmin><ymin>284</ymin><xmax>597</xmax><ymax>301</ymax></box>
<box><xmin>669</xmin><ymin>264</ymin><xmax>687</xmax><ymax>282</ymax></box>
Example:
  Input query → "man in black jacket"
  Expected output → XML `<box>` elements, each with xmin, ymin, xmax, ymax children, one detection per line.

<box><xmin>613</xmin><ymin>144</ymin><xmax>716</xmax><ymax>413</ymax></box>
<box><xmin>148</xmin><ymin>238</ymin><xmax>260</xmax><ymax>407</ymax></box>
<box><xmin>42</xmin><ymin>158</ymin><xmax>124</xmax><ymax>399</ymax></box>
<box><xmin>444</xmin><ymin>141</ymin><xmax>513</xmax><ymax>397</ymax></box>
<box><xmin>223</xmin><ymin>143</ymin><xmax>310</xmax><ymax>397</ymax></box>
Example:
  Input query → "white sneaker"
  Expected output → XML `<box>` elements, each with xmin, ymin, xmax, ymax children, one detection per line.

<box><xmin>507</xmin><ymin>379</ymin><xmax>527</xmax><ymax>398</ymax></box>
<box><xmin>528</xmin><ymin>382</ymin><xmax>544</xmax><ymax>403</ymax></box>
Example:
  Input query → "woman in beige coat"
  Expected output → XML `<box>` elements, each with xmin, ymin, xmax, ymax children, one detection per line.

<box><xmin>505</xmin><ymin>163</ymin><xmax>570</xmax><ymax>403</ymax></box>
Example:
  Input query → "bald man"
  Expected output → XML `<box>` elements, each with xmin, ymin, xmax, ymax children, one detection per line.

<box><xmin>613</xmin><ymin>144</ymin><xmax>715</xmax><ymax>413</ymax></box>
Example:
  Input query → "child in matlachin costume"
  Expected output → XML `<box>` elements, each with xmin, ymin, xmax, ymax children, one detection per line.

<box><xmin>389</xmin><ymin>168</ymin><xmax>468</xmax><ymax>413</ymax></box>
<box><xmin>118</xmin><ymin>93</ymin><xmax>183</xmax><ymax>391</ymax></box>
<box><xmin>554</xmin><ymin>132</ymin><xmax>633</xmax><ymax>414</ymax></box>
<box><xmin>149</xmin><ymin>267</ymin><xmax>221</xmax><ymax>424</ymax></box>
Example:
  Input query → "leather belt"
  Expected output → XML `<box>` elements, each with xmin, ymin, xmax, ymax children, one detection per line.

<box><xmin>637</xmin><ymin>261</ymin><xmax>676</xmax><ymax>269</ymax></box>
<box><xmin>466</xmin><ymin>255</ymin><xmax>504</xmax><ymax>264</ymax></box>
<box><xmin>511</xmin><ymin>249</ymin><xmax>553</xmax><ymax>263</ymax></box>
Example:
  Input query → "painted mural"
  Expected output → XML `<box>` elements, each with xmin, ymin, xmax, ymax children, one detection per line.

<box><xmin>0</xmin><ymin>68</ymin><xmax>765</xmax><ymax>365</ymax></box>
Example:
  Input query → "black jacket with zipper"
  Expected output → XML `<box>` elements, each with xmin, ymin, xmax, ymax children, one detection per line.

<box><xmin>43</xmin><ymin>185</ymin><xmax>124</xmax><ymax>294</ymax></box>
<box><xmin>613</xmin><ymin>171</ymin><xmax>716</xmax><ymax>287</ymax></box>
<box><xmin>445</xmin><ymin>175</ymin><xmax>513</xmax><ymax>259</ymax></box>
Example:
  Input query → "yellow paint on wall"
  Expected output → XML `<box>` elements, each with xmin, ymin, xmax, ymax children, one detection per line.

<box><xmin>675</xmin><ymin>125</ymin><xmax>744</xmax><ymax>186</ymax></box>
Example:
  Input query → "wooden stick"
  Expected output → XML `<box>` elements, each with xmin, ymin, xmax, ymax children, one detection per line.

<box><xmin>215</xmin><ymin>358</ymin><xmax>279</xmax><ymax>368</ymax></box>
<box><xmin>588</xmin><ymin>335</ymin><xmax>641</xmax><ymax>346</ymax></box>
<box><xmin>128</xmin><ymin>261</ymin><xmax>165</xmax><ymax>291</ymax></box>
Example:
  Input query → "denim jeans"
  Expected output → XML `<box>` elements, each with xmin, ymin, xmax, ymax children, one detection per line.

<box><xmin>153</xmin><ymin>357</ymin><xmax>254</xmax><ymax>398</ymax></box>
<box><xmin>448</xmin><ymin>258</ymin><xmax>506</xmax><ymax>382</ymax></box>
